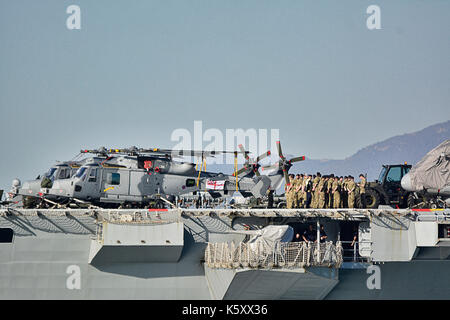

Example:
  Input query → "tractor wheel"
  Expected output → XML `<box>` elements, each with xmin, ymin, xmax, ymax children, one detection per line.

<box><xmin>277</xmin><ymin>201</ymin><xmax>287</xmax><ymax>209</ymax></box>
<box><xmin>363</xmin><ymin>189</ymin><xmax>380</xmax><ymax>209</ymax></box>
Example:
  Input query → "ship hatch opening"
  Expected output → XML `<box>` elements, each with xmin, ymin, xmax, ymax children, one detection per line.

<box><xmin>287</xmin><ymin>222</ymin><xmax>316</xmax><ymax>242</ymax></box>
<box><xmin>0</xmin><ymin>228</ymin><xmax>14</xmax><ymax>243</ymax></box>
<box><xmin>438</xmin><ymin>224</ymin><xmax>450</xmax><ymax>239</ymax></box>
<box><xmin>339</xmin><ymin>221</ymin><xmax>360</xmax><ymax>261</ymax></box>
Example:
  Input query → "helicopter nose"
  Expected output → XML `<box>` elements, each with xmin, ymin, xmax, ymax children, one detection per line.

<box><xmin>401</xmin><ymin>173</ymin><xmax>413</xmax><ymax>191</ymax></box>
<box><xmin>12</xmin><ymin>178</ymin><xmax>21</xmax><ymax>188</ymax></box>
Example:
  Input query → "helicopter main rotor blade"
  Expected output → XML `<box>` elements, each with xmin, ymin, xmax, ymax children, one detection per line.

<box><xmin>261</xmin><ymin>163</ymin><xmax>279</xmax><ymax>171</ymax></box>
<box><xmin>138</xmin><ymin>149</ymin><xmax>247</xmax><ymax>158</ymax></box>
<box><xmin>276</xmin><ymin>141</ymin><xmax>284</xmax><ymax>159</ymax></box>
<box><xmin>289</xmin><ymin>156</ymin><xmax>306</xmax><ymax>163</ymax></box>
<box><xmin>151</xmin><ymin>149</ymin><xmax>237</xmax><ymax>157</ymax></box>
<box><xmin>83</xmin><ymin>147</ymin><xmax>251</xmax><ymax>159</ymax></box>
<box><xmin>234</xmin><ymin>166</ymin><xmax>249</xmax><ymax>176</ymax></box>
<box><xmin>255</xmin><ymin>150</ymin><xmax>271</xmax><ymax>163</ymax></box>
<box><xmin>238</xmin><ymin>144</ymin><xmax>250</xmax><ymax>161</ymax></box>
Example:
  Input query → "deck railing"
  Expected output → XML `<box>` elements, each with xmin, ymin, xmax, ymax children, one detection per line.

<box><xmin>340</xmin><ymin>240</ymin><xmax>372</xmax><ymax>263</ymax></box>
<box><xmin>205</xmin><ymin>241</ymin><xmax>343</xmax><ymax>269</ymax></box>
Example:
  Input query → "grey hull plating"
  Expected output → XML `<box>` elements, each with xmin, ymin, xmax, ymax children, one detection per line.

<box><xmin>0</xmin><ymin>211</ymin><xmax>449</xmax><ymax>300</ymax></box>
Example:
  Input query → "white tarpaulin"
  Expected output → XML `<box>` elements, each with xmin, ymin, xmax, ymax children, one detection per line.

<box><xmin>232</xmin><ymin>225</ymin><xmax>294</xmax><ymax>251</ymax></box>
<box><xmin>409</xmin><ymin>139</ymin><xmax>450</xmax><ymax>190</ymax></box>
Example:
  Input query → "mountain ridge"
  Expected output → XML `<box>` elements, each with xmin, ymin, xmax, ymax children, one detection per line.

<box><xmin>206</xmin><ymin>120</ymin><xmax>450</xmax><ymax>181</ymax></box>
<box><xmin>292</xmin><ymin>120</ymin><xmax>450</xmax><ymax>180</ymax></box>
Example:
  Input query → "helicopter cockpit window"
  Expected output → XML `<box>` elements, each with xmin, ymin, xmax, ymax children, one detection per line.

<box><xmin>58</xmin><ymin>168</ymin><xmax>70</xmax><ymax>179</ymax></box>
<box><xmin>138</xmin><ymin>157</ymin><xmax>153</xmax><ymax>169</ymax></box>
<box><xmin>386</xmin><ymin>166</ymin><xmax>402</xmax><ymax>182</ymax></box>
<box><xmin>186</xmin><ymin>179</ymin><xmax>196</xmax><ymax>187</ymax></box>
<box><xmin>70</xmin><ymin>168</ymin><xmax>78</xmax><ymax>177</ymax></box>
<box><xmin>154</xmin><ymin>160</ymin><xmax>169</xmax><ymax>173</ymax></box>
<box><xmin>88</xmin><ymin>168</ymin><xmax>97</xmax><ymax>182</ymax></box>
<box><xmin>107</xmin><ymin>173</ymin><xmax>120</xmax><ymax>185</ymax></box>
<box><xmin>75</xmin><ymin>167</ymin><xmax>87</xmax><ymax>179</ymax></box>
<box><xmin>46</xmin><ymin>168</ymin><xmax>57</xmax><ymax>179</ymax></box>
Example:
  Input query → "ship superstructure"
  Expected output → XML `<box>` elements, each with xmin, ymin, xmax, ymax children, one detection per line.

<box><xmin>0</xmin><ymin>207</ymin><xmax>449</xmax><ymax>299</ymax></box>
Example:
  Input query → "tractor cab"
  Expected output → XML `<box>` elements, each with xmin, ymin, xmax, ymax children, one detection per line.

<box><xmin>377</xmin><ymin>164</ymin><xmax>411</xmax><ymax>200</ymax></box>
<box><xmin>366</xmin><ymin>164</ymin><xmax>412</xmax><ymax>208</ymax></box>
<box><xmin>377</xmin><ymin>164</ymin><xmax>411</xmax><ymax>184</ymax></box>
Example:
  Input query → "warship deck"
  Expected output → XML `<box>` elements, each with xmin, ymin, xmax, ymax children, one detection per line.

<box><xmin>0</xmin><ymin>207</ymin><xmax>449</xmax><ymax>299</ymax></box>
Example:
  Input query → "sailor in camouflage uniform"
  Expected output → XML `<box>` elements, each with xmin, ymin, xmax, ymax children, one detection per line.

<box><xmin>347</xmin><ymin>176</ymin><xmax>356</xmax><ymax>208</ymax></box>
<box><xmin>295</xmin><ymin>174</ymin><xmax>304</xmax><ymax>208</ymax></box>
<box><xmin>317</xmin><ymin>175</ymin><xmax>326</xmax><ymax>209</ymax></box>
<box><xmin>327</xmin><ymin>174</ymin><xmax>334</xmax><ymax>208</ymax></box>
<box><xmin>332</xmin><ymin>176</ymin><xmax>341</xmax><ymax>209</ymax></box>
<box><xmin>311</xmin><ymin>173</ymin><xmax>321</xmax><ymax>208</ymax></box>
<box><xmin>358</xmin><ymin>174</ymin><xmax>367</xmax><ymax>208</ymax></box>
<box><xmin>286</xmin><ymin>174</ymin><xmax>295</xmax><ymax>209</ymax></box>
<box><xmin>322</xmin><ymin>176</ymin><xmax>328</xmax><ymax>208</ymax></box>
<box><xmin>291</xmin><ymin>174</ymin><xmax>300</xmax><ymax>208</ymax></box>
<box><xmin>342</xmin><ymin>176</ymin><xmax>349</xmax><ymax>208</ymax></box>
<box><xmin>338</xmin><ymin>176</ymin><xmax>344</xmax><ymax>208</ymax></box>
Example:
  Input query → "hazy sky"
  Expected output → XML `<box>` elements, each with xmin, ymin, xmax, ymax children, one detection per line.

<box><xmin>0</xmin><ymin>0</ymin><xmax>449</xmax><ymax>191</ymax></box>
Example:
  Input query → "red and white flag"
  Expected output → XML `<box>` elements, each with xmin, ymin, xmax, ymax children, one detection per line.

<box><xmin>206</xmin><ymin>179</ymin><xmax>225</xmax><ymax>190</ymax></box>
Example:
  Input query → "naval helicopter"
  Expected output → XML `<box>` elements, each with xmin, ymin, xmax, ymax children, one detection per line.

<box><xmin>29</xmin><ymin>142</ymin><xmax>305</xmax><ymax>209</ymax></box>
<box><xmin>401</xmin><ymin>139</ymin><xmax>450</xmax><ymax>208</ymax></box>
<box><xmin>8</xmin><ymin>159</ymin><xmax>93</xmax><ymax>207</ymax></box>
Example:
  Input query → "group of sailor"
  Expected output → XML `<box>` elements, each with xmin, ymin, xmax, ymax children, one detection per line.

<box><xmin>285</xmin><ymin>172</ymin><xmax>367</xmax><ymax>209</ymax></box>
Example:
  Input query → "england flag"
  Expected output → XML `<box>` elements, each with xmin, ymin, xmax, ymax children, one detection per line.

<box><xmin>206</xmin><ymin>179</ymin><xmax>225</xmax><ymax>190</ymax></box>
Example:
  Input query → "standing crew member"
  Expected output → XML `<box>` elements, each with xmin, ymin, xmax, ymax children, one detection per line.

<box><xmin>323</xmin><ymin>176</ymin><xmax>329</xmax><ymax>208</ymax></box>
<box><xmin>286</xmin><ymin>174</ymin><xmax>295</xmax><ymax>209</ymax></box>
<box><xmin>304</xmin><ymin>174</ymin><xmax>312</xmax><ymax>208</ymax></box>
<box><xmin>332</xmin><ymin>176</ymin><xmax>341</xmax><ymax>209</ymax></box>
<box><xmin>292</xmin><ymin>174</ymin><xmax>301</xmax><ymax>208</ymax></box>
<box><xmin>342</xmin><ymin>176</ymin><xmax>349</xmax><ymax>208</ymax></box>
<box><xmin>302</xmin><ymin>225</ymin><xmax>316</xmax><ymax>242</ymax></box>
<box><xmin>312</xmin><ymin>173</ymin><xmax>321</xmax><ymax>208</ymax></box>
<box><xmin>338</xmin><ymin>176</ymin><xmax>344</xmax><ymax>208</ymax></box>
<box><xmin>347</xmin><ymin>176</ymin><xmax>356</xmax><ymax>208</ymax></box>
<box><xmin>359</xmin><ymin>174</ymin><xmax>367</xmax><ymax>208</ymax></box>
<box><xmin>317</xmin><ymin>175</ymin><xmax>326</xmax><ymax>209</ymax></box>
<box><xmin>319</xmin><ymin>225</ymin><xmax>328</xmax><ymax>243</ymax></box>
<box><xmin>295</xmin><ymin>174</ymin><xmax>304</xmax><ymax>208</ymax></box>
<box><xmin>327</xmin><ymin>174</ymin><xmax>334</xmax><ymax>208</ymax></box>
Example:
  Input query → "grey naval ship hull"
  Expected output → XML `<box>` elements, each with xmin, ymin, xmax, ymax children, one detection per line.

<box><xmin>0</xmin><ymin>208</ymin><xmax>449</xmax><ymax>300</ymax></box>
